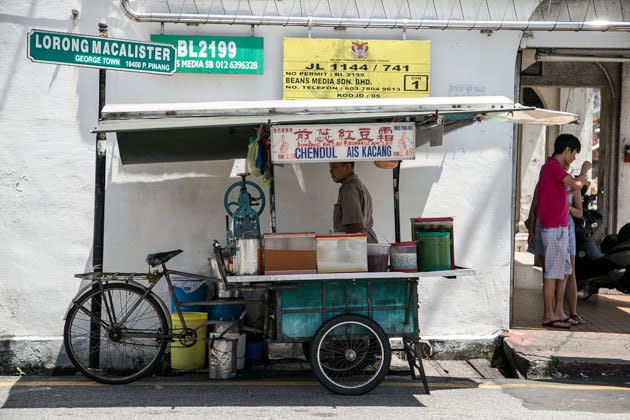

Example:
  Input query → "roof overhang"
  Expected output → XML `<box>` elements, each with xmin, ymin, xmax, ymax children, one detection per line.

<box><xmin>93</xmin><ymin>97</ymin><xmax>577</xmax><ymax>164</ymax></box>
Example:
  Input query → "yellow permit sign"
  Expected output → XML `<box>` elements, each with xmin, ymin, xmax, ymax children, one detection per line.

<box><xmin>283</xmin><ymin>38</ymin><xmax>430</xmax><ymax>99</ymax></box>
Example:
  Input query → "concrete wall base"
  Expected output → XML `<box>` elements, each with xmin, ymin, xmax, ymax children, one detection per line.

<box><xmin>0</xmin><ymin>337</ymin><xmax>73</xmax><ymax>375</ymax></box>
<box><xmin>0</xmin><ymin>336</ymin><xmax>501</xmax><ymax>375</ymax></box>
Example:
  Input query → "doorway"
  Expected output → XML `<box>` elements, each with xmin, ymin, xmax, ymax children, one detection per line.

<box><xmin>511</xmin><ymin>51</ymin><xmax>629</xmax><ymax>332</ymax></box>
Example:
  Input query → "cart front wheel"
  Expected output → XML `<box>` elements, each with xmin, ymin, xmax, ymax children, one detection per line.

<box><xmin>310</xmin><ymin>314</ymin><xmax>390</xmax><ymax>395</ymax></box>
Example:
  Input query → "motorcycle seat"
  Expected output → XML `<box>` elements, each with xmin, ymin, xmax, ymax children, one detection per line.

<box><xmin>601</xmin><ymin>224</ymin><xmax>630</xmax><ymax>254</ymax></box>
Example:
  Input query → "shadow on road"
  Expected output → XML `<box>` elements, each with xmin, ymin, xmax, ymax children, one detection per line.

<box><xmin>1</xmin><ymin>375</ymin><xmax>479</xmax><ymax>409</ymax></box>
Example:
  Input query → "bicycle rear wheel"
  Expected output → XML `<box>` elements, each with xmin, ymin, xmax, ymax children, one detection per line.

<box><xmin>64</xmin><ymin>283</ymin><xmax>169</xmax><ymax>384</ymax></box>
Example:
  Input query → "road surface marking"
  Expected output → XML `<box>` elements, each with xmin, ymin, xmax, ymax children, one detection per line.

<box><xmin>0</xmin><ymin>379</ymin><xmax>628</xmax><ymax>392</ymax></box>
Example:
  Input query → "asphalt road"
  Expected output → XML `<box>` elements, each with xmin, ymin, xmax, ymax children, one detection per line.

<box><xmin>1</xmin><ymin>374</ymin><xmax>629</xmax><ymax>419</ymax></box>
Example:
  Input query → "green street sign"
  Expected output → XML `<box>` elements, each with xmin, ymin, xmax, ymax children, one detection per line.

<box><xmin>28</xmin><ymin>29</ymin><xmax>176</xmax><ymax>75</ymax></box>
<box><xmin>150</xmin><ymin>34</ymin><xmax>263</xmax><ymax>74</ymax></box>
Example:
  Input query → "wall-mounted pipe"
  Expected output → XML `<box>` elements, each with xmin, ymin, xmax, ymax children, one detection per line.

<box><xmin>537</xmin><ymin>54</ymin><xmax>630</xmax><ymax>63</ymax></box>
<box><xmin>121</xmin><ymin>0</ymin><xmax>630</xmax><ymax>32</ymax></box>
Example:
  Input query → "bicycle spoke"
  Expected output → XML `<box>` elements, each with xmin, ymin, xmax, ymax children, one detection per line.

<box><xmin>64</xmin><ymin>284</ymin><xmax>168</xmax><ymax>384</ymax></box>
<box><xmin>74</xmin><ymin>303</ymin><xmax>111</xmax><ymax>329</ymax></box>
<box><xmin>313</xmin><ymin>317</ymin><xmax>389</xmax><ymax>394</ymax></box>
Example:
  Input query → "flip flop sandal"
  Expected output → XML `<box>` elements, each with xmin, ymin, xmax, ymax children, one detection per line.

<box><xmin>563</xmin><ymin>317</ymin><xmax>580</xmax><ymax>326</ymax></box>
<box><xmin>569</xmin><ymin>314</ymin><xmax>586</xmax><ymax>325</ymax></box>
<box><xmin>542</xmin><ymin>319</ymin><xmax>572</xmax><ymax>328</ymax></box>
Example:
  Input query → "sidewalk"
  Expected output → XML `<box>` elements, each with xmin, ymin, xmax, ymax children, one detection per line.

<box><xmin>254</xmin><ymin>355</ymin><xmax>503</xmax><ymax>380</ymax></box>
<box><xmin>506</xmin><ymin>252</ymin><xmax>630</xmax><ymax>378</ymax></box>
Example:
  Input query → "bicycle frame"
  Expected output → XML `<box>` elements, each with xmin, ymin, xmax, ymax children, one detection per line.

<box><xmin>71</xmin><ymin>262</ymin><xmax>260</xmax><ymax>344</ymax></box>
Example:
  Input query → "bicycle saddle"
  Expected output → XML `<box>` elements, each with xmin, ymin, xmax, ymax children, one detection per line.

<box><xmin>146</xmin><ymin>249</ymin><xmax>183</xmax><ymax>267</ymax></box>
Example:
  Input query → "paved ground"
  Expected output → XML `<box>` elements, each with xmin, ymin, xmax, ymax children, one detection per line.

<box><xmin>508</xmin><ymin>252</ymin><xmax>630</xmax><ymax>378</ymax></box>
<box><xmin>512</xmin><ymin>252</ymin><xmax>630</xmax><ymax>333</ymax></box>
<box><xmin>1</xmin><ymin>373</ymin><xmax>629</xmax><ymax>419</ymax></box>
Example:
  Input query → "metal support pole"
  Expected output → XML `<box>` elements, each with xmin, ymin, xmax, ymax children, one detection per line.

<box><xmin>269</xmin><ymin>164</ymin><xmax>276</xmax><ymax>233</ymax></box>
<box><xmin>89</xmin><ymin>21</ymin><xmax>108</xmax><ymax>369</ymax></box>
<box><xmin>267</xmin><ymin>122</ymin><xmax>277</xmax><ymax>232</ymax></box>
<box><xmin>393</xmin><ymin>162</ymin><xmax>401</xmax><ymax>242</ymax></box>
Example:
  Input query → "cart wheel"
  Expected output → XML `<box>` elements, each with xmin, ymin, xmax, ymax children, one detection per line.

<box><xmin>310</xmin><ymin>314</ymin><xmax>390</xmax><ymax>395</ymax></box>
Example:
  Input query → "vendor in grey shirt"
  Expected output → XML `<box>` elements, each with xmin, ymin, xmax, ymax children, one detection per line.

<box><xmin>329</xmin><ymin>162</ymin><xmax>378</xmax><ymax>243</ymax></box>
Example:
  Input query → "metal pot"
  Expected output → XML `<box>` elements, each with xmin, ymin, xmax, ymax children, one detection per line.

<box><xmin>234</xmin><ymin>238</ymin><xmax>262</xmax><ymax>275</ymax></box>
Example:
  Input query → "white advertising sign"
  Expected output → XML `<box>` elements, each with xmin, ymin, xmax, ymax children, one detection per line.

<box><xmin>270</xmin><ymin>122</ymin><xmax>415</xmax><ymax>163</ymax></box>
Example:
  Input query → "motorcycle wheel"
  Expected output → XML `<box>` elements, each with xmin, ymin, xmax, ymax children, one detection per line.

<box><xmin>616</xmin><ymin>270</ymin><xmax>630</xmax><ymax>294</ymax></box>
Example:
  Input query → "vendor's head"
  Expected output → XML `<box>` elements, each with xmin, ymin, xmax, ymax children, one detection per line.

<box><xmin>553</xmin><ymin>134</ymin><xmax>581</xmax><ymax>167</ymax></box>
<box><xmin>329</xmin><ymin>161</ymin><xmax>355</xmax><ymax>183</ymax></box>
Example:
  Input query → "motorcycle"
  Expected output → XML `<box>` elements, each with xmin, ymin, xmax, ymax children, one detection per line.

<box><xmin>574</xmin><ymin>192</ymin><xmax>630</xmax><ymax>299</ymax></box>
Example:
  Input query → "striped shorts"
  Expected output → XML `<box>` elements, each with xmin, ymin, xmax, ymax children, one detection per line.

<box><xmin>531</xmin><ymin>218</ymin><xmax>576</xmax><ymax>257</ymax></box>
<box><xmin>540</xmin><ymin>227</ymin><xmax>572</xmax><ymax>280</ymax></box>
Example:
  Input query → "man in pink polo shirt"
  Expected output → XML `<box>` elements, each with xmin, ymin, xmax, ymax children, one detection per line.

<box><xmin>537</xmin><ymin>134</ymin><xmax>591</xmax><ymax>328</ymax></box>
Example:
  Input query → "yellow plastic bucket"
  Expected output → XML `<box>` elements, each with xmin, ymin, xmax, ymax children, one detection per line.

<box><xmin>170</xmin><ymin>312</ymin><xmax>208</xmax><ymax>370</ymax></box>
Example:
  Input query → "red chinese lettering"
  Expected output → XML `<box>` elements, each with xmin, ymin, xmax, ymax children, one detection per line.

<box><xmin>378</xmin><ymin>126</ymin><xmax>394</xmax><ymax>143</ymax></box>
<box><xmin>337</xmin><ymin>128</ymin><xmax>356</xmax><ymax>145</ymax></box>
<box><xmin>316</xmin><ymin>128</ymin><xmax>334</xmax><ymax>144</ymax></box>
<box><xmin>294</xmin><ymin>129</ymin><xmax>314</xmax><ymax>145</ymax></box>
<box><xmin>358</xmin><ymin>127</ymin><xmax>373</xmax><ymax>144</ymax></box>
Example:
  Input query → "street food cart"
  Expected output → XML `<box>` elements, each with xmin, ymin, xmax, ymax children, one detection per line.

<box><xmin>64</xmin><ymin>97</ymin><xmax>576</xmax><ymax>394</ymax></box>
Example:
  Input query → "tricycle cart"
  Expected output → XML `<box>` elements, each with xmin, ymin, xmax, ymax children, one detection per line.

<box><xmin>67</xmin><ymin>244</ymin><xmax>472</xmax><ymax>394</ymax></box>
<box><xmin>64</xmin><ymin>97</ymin><xmax>575</xmax><ymax>394</ymax></box>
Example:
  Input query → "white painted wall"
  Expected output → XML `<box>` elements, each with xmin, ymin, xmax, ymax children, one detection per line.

<box><xmin>5</xmin><ymin>0</ymin><xmax>625</xmax><ymax>369</ymax></box>
<box><xmin>618</xmin><ymin>64</ymin><xmax>630</xmax><ymax>230</ymax></box>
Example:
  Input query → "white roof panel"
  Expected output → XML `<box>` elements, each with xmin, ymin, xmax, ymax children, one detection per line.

<box><xmin>94</xmin><ymin>96</ymin><xmax>578</xmax><ymax>133</ymax></box>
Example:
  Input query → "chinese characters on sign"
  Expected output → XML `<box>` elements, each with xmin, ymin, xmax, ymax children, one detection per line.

<box><xmin>270</xmin><ymin>123</ymin><xmax>416</xmax><ymax>163</ymax></box>
<box><xmin>283</xmin><ymin>38</ymin><xmax>430</xmax><ymax>99</ymax></box>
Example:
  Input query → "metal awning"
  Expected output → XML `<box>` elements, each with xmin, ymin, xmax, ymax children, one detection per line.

<box><xmin>121</xmin><ymin>0</ymin><xmax>630</xmax><ymax>32</ymax></box>
<box><xmin>94</xmin><ymin>97</ymin><xmax>577</xmax><ymax>164</ymax></box>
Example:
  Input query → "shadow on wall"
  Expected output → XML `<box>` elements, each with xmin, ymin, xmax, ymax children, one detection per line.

<box><xmin>43</xmin><ymin>155</ymin><xmax>239</xmax><ymax>373</ymax></box>
<box><xmin>0</xmin><ymin>6</ymin><xmax>75</xmax><ymax>115</ymax></box>
<box><xmin>271</xmin><ymin>161</ymin><xmax>442</xmax><ymax>241</ymax></box>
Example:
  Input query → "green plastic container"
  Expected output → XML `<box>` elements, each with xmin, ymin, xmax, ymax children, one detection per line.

<box><xmin>417</xmin><ymin>231</ymin><xmax>451</xmax><ymax>271</ymax></box>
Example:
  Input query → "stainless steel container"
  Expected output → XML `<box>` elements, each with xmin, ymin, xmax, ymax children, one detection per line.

<box><xmin>208</xmin><ymin>254</ymin><xmax>223</xmax><ymax>279</ymax></box>
<box><xmin>213</xmin><ymin>320</ymin><xmax>240</xmax><ymax>334</ymax></box>
<box><xmin>208</xmin><ymin>338</ymin><xmax>237</xmax><ymax>379</ymax></box>
<box><xmin>234</xmin><ymin>238</ymin><xmax>262</xmax><ymax>275</ymax></box>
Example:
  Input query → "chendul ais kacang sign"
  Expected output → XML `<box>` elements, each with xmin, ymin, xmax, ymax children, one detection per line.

<box><xmin>27</xmin><ymin>29</ymin><xmax>176</xmax><ymax>75</ymax></box>
<box><xmin>150</xmin><ymin>34</ymin><xmax>263</xmax><ymax>74</ymax></box>
<box><xmin>270</xmin><ymin>122</ymin><xmax>416</xmax><ymax>163</ymax></box>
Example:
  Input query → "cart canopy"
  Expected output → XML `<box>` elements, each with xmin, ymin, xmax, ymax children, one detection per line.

<box><xmin>93</xmin><ymin>97</ymin><xmax>577</xmax><ymax>164</ymax></box>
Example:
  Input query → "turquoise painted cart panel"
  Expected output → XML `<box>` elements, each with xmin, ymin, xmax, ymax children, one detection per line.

<box><xmin>276</xmin><ymin>278</ymin><xmax>417</xmax><ymax>340</ymax></box>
